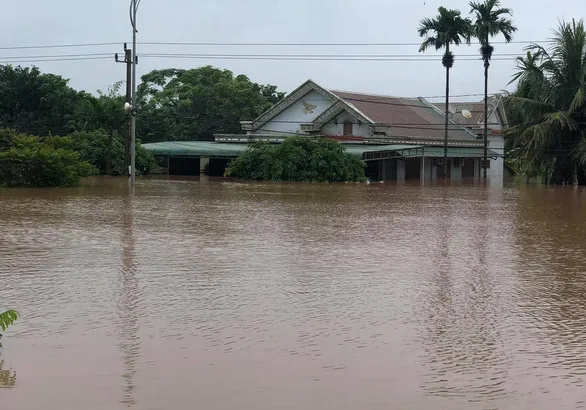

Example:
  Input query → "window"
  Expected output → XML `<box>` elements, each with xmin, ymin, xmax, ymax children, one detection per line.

<box><xmin>343</xmin><ymin>121</ymin><xmax>353</xmax><ymax>136</ymax></box>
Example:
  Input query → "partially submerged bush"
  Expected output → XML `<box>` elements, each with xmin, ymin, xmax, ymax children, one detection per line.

<box><xmin>225</xmin><ymin>137</ymin><xmax>366</xmax><ymax>182</ymax></box>
<box><xmin>0</xmin><ymin>130</ymin><xmax>96</xmax><ymax>187</ymax></box>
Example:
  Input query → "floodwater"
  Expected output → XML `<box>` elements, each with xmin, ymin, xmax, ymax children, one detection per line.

<box><xmin>1</xmin><ymin>177</ymin><xmax>586</xmax><ymax>410</ymax></box>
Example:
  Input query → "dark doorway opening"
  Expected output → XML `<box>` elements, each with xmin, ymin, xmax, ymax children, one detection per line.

<box><xmin>462</xmin><ymin>158</ymin><xmax>475</xmax><ymax>178</ymax></box>
<box><xmin>169</xmin><ymin>157</ymin><xmax>200</xmax><ymax>176</ymax></box>
<box><xmin>405</xmin><ymin>158</ymin><xmax>421</xmax><ymax>180</ymax></box>
<box><xmin>436</xmin><ymin>159</ymin><xmax>452</xmax><ymax>179</ymax></box>
<box><xmin>209</xmin><ymin>158</ymin><xmax>232</xmax><ymax>177</ymax></box>
<box><xmin>365</xmin><ymin>161</ymin><xmax>380</xmax><ymax>181</ymax></box>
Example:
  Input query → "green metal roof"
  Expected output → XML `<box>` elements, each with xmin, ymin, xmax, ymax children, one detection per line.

<box><xmin>142</xmin><ymin>141</ymin><xmax>496</xmax><ymax>159</ymax></box>
<box><xmin>142</xmin><ymin>141</ymin><xmax>251</xmax><ymax>157</ymax></box>
<box><xmin>403</xmin><ymin>146</ymin><xmax>499</xmax><ymax>158</ymax></box>
<box><xmin>344</xmin><ymin>144</ymin><xmax>421</xmax><ymax>156</ymax></box>
<box><xmin>143</xmin><ymin>141</ymin><xmax>422</xmax><ymax>158</ymax></box>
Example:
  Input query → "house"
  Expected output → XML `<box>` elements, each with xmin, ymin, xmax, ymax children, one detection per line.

<box><xmin>433</xmin><ymin>95</ymin><xmax>508</xmax><ymax>179</ymax></box>
<box><xmin>144</xmin><ymin>79</ymin><xmax>501</xmax><ymax>181</ymax></box>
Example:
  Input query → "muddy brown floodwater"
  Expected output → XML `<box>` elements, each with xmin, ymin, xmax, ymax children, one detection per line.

<box><xmin>2</xmin><ymin>177</ymin><xmax>586</xmax><ymax>409</ymax></box>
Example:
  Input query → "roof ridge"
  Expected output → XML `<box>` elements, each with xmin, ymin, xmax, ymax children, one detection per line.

<box><xmin>418</xmin><ymin>98</ymin><xmax>481</xmax><ymax>140</ymax></box>
<box><xmin>330</xmin><ymin>89</ymin><xmax>416</xmax><ymax>100</ymax></box>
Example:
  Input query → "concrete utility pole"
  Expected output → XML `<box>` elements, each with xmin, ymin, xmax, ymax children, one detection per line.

<box><xmin>129</xmin><ymin>0</ymin><xmax>140</xmax><ymax>184</ymax></box>
<box><xmin>115</xmin><ymin>44</ymin><xmax>132</xmax><ymax>176</ymax></box>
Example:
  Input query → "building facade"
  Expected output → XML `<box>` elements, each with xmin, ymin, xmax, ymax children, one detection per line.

<box><xmin>144</xmin><ymin>80</ymin><xmax>502</xmax><ymax>182</ymax></box>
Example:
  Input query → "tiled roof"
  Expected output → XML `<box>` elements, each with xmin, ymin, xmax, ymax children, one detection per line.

<box><xmin>331</xmin><ymin>90</ymin><xmax>478</xmax><ymax>141</ymax></box>
<box><xmin>434</xmin><ymin>96</ymin><xmax>501</xmax><ymax>127</ymax></box>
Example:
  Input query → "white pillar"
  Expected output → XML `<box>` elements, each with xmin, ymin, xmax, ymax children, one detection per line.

<box><xmin>397</xmin><ymin>159</ymin><xmax>405</xmax><ymax>181</ymax></box>
<box><xmin>200</xmin><ymin>157</ymin><xmax>210</xmax><ymax>175</ymax></box>
<box><xmin>451</xmin><ymin>159</ymin><xmax>462</xmax><ymax>180</ymax></box>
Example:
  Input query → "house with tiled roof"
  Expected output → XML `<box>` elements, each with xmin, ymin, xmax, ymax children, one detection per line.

<box><xmin>145</xmin><ymin>79</ymin><xmax>502</xmax><ymax>181</ymax></box>
<box><xmin>433</xmin><ymin>95</ymin><xmax>508</xmax><ymax>179</ymax></box>
<box><xmin>216</xmin><ymin>80</ymin><xmax>499</xmax><ymax>181</ymax></box>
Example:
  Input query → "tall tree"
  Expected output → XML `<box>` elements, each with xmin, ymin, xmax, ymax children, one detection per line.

<box><xmin>136</xmin><ymin>66</ymin><xmax>284</xmax><ymax>142</ymax></box>
<box><xmin>71</xmin><ymin>83</ymin><xmax>127</xmax><ymax>174</ymax></box>
<box><xmin>0</xmin><ymin>65</ymin><xmax>80</xmax><ymax>136</ymax></box>
<box><xmin>505</xmin><ymin>19</ymin><xmax>586</xmax><ymax>185</ymax></box>
<box><xmin>418</xmin><ymin>7</ymin><xmax>472</xmax><ymax>178</ymax></box>
<box><xmin>470</xmin><ymin>0</ymin><xmax>517</xmax><ymax>178</ymax></box>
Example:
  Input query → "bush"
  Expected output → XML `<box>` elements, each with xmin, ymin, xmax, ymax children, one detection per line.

<box><xmin>225</xmin><ymin>137</ymin><xmax>366</xmax><ymax>182</ymax></box>
<box><xmin>66</xmin><ymin>131</ymin><xmax>156</xmax><ymax>176</ymax></box>
<box><xmin>0</xmin><ymin>130</ymin><xmax>97</xmax><ymax>187</ymax></box>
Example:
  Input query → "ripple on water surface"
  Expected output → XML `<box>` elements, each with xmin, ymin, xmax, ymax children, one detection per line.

<box><xmin>2</xmin><ymin>179</ymin><xmax>586</xmax><ymax>409</ymax></box>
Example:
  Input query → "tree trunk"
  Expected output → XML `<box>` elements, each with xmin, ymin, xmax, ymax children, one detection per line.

<box><xmin>443</xmin><ymin>64</ymin><xmax>450</xmax><ymax>179</ymax></box>
<box><xmin>483</xmin><ymin>59</ymin><xmax>489</xmax><ymax>179</ymax></box>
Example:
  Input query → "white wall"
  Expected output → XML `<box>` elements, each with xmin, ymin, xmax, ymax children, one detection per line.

<box><xmin>254</xmin><ymin>89</ymin><xmax>333</xmax><ymax>135</ymax></box>
<box><xmin>487</xmin><ymin>135</ymin><xmax>505</xmax><ymax>178</ymax></box>
<box><xmin>321</xmin><ymin>111</ymin><xmax>372</xmax><ymax>137</ymax></box>
<box><xmin>422</xmin><ymin>158</ymin><xmax>433</xmax><ymax>182</ymax></box>
<box><xmin>489</xmin><ymin>112</ymin><xmax>503</xmax><ymax>131</ymax></box>
<box><xmin>451</xmin><ymin>161</ymin><xmax>462</xmax><ymax>180</ymax></box>
<box><xmin>397</xmin><ymin>159</ymin><xmax>406</xmax><ymax>181</ymax></box>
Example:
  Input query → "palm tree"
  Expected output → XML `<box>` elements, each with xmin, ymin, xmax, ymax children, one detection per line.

<box><xmin>418</xmin><ymin>7</ymin><xmax>472</xmax><ymax>178</ymax></box>
<box><xmin>470</xmin><ymin>0</ymin><xmax>517</xmax><ymax>179</ymax></box>
<box><xmin>505</xmin><ymin>19</ymin><xmax>586</xmax><ymax>185</ymax></box>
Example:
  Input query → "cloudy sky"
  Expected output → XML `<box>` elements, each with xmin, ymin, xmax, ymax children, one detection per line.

<box><xmin>1</xmin><ymin>0</ymin><xmax>582</xmax><ymax>101</ymax></box>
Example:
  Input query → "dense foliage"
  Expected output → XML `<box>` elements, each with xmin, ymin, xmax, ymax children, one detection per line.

<box><xmin>136</xmin><ymin>66</ymin><xmax>284</xmax><ymax>142</ymax></box>
<box><xmin>0</xmin><ymin>129</ymin><xmax>96</xmax><ymax>187</ymax></box>
<box><xmin>225</xmin><ymin>137</ymin><xmax>366</xmax><ymax>182</ymax></box>
<box><xmin>505</xmin><ymin>19</ymin><xmax>586</xmax><ymax>185</ymax></box>
<box><xmin>67</xmin><ymin>131</ymin><xmax>155</xmax><ymax>176</ymax></box>
<box><xmin>0</xmin><ymin>64</ymin><xmax>282</xmax><ymax>186</ymax></box>
<box><xmin>0</xmin><ymin>66</ymin><xmax>80</xmax><ymax>136</ymax></box>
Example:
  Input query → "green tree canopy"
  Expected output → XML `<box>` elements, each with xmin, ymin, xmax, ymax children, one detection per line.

<box><xmin>0</xmin><ymin>129</ymin><xmax>97</xmax><ymax>187</ymax></box>
<box><xmin>136</xmin><ymin>66</ymin><xmax>284</xmax><ymax>142</ymax></box>
<box><xmin>0</xmin><ymin>65</ymin><xmax>81</xmax><ymax>136</ymax></box>
<box><xmin>225</xmin><ymin>137</ymin><xmax>366</xmax><ymax>182</ymax></box>
<box><xmin>505</xmin><ymin>19</ymin><xmax>586</xmax><ymax>185</ymax></box>
<box><xmin>66</xmin><ymin>131</ymin><xmax>155</xmax><ymax>176</ymax></box>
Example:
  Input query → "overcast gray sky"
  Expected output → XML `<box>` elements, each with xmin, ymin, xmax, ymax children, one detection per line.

<box><xmin>1</xmin><ymin>0</ymin><xmax>583</xmax><ymax>101</ymax></box>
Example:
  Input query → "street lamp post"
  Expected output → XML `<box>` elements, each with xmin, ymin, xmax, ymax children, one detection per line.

<box><xmin>129</xmin><ymin>0</ymin><xmax>140</xmax><ymax>185</ymax></box>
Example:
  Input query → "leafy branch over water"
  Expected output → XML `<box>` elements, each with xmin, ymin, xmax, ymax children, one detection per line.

<box><xmin>0</xmin><ymin>310</ymin><xmax>18</xmax><ymax>387</ymax></box>
<box><xmin>0</xmin><ymin>310</ymin><xmax>19</xmax><ymax>347</ymax></box>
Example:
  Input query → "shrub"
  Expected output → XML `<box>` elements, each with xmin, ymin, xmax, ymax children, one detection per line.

<box><xmin>66</xmin><ymin>131</ymin><xmax>156</xmax><ymax>176</ymax></box>
<box><xmin>0</xmin><ymin>130</ymin><xmax>97</xmax><ymax>187</ymax></box>
<box><xmin>225</xmin><ymin>137</ymin><xmax>366</xmax><ymax>182</ymax></box>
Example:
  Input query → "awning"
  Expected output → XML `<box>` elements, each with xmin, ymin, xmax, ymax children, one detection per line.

<box><xmin>402</xmin><ymin>146</ymin><xmax>499</xmax><ymax>158</ymax></box>
<box><xmin>142</xmin><ymin>141</ymin><xmax>251</xmax><ymax>157</ymax></box>
<box><xmin>143</xmin><ymin>141</ymin><xmax>422</xmax><ymax>159</ymax></box>
<box><xmin>142</xmin><ymin>141</ymin><xmax>497</xmax><ymax>160</ymax></box>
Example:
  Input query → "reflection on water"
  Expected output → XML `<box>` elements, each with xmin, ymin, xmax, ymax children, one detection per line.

<box><xmin>2</xmin><ymin>178</ymin><xmax>586</xmax><ymax>409</ymax></box>
<box><xmin>0</xmin><ymin>360</ymin><xmax>17</xmax><ymax>388</ymax></box>
<box><xmin>117</xmin><ymin>188</ymin><xmax>140</xmax><ymax>407</ymax></box>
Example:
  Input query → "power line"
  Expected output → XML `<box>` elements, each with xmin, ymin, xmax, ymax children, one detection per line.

<box><xmin>139</xmin><ymin>53</ymin><xmax>519</xmax><ymax>62</ymax></box>
<box><xmin>140</xmin><ymin>40</ymin><xmax>554</xmax><ymax>47</ymax></box>
<box><xmin>141</xmin><ymin>52</ymin><xmax>524</xmax><ymax>58</ymax></box>
<box><xmin>0</xmin><ymin>42</ymin><xmax>120</xmax><ymax>51</ymax></box>
<box><xmin>0</xmin><ymin>39</ymin><xmax>555</xmax><ymax>50</ymax></box>
<box><xmin>0</xmin><ymin>53</ymin><xmax>112</xmax><ymax>59</ymax></box>
<box><xmin>0</xmin><ymin>56</ymin><xmax>112</xmax><ymax>64</ymax></box>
